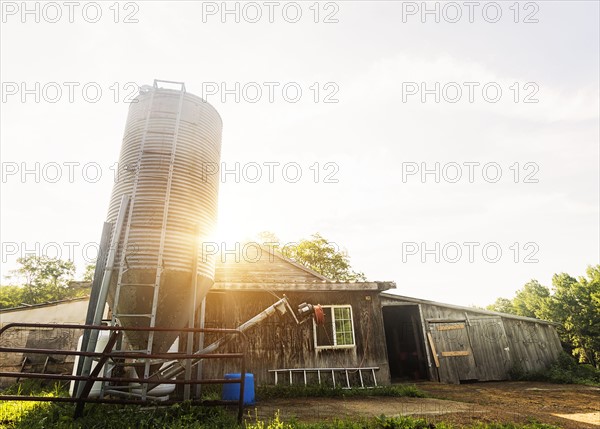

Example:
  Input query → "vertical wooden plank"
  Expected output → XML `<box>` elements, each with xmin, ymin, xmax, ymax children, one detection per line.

<box><xmin>418</xmin><ymin>305</ymin><xmax>436</xmax><ymax>381</ymax></box>
<box><xmin>427</xmin><ymin>332</ymin><xmax>440</xmax><ymax>368</ymax></box>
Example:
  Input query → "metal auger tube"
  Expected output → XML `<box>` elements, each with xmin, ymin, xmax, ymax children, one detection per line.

<box><xmin>147</xmin><ymin>297</ymin><xmax>291</xmax><ymax>388</ymax></box>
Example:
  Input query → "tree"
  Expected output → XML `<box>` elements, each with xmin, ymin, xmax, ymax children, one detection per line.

<box><xmin>83</xmin><ymin>262</ymin><xmax>96</xmax><ymax>282</ymax></box>
<box><xmin>0</xmin><ymin>285</ymin><xmax>25</xmax><ymax>309</ymax></box>
<box><xmin>546</xmin><ymin>267</ymin><xmax>600</xmax><ymax>367</ymax></box>
<box><xmin>486</xmin><ymin>297</ymin><xmax>516</xmax><ymax>314</ymax></box>
<box><xmin>487</xmin><ymin>265</ymin><xmax>600</xmax><ymax>368</ymax></box>
<box><xmin>487</xmin><ymin>280</ymin><xmax>551</xmax><ymax>318</ymax></box>
<box><xmin>512</xmin><ymin>280</ymin><xmax>551</xmax><ymax>319</ymax></box>
<box><xmin>280</xmin><ymin>233</ymin><xmax>367</xmax><ymax>282</ymax></box>
<box><xmin>8</xmin><ymin>255</ymin><xmax>76</xmax><ymax>305</ymax></box>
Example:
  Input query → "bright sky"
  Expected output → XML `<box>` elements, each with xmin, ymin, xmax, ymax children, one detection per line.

<box><xmin>1</xmin><ymin>1</ymin><xmax>598</xmax><ymax>306</ymax></box>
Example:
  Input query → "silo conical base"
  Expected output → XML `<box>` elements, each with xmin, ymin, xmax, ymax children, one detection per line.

<box><xmin>108</xmin><ymin>271</ymin><xmax>213</xmax><ymax>356</ymax></box>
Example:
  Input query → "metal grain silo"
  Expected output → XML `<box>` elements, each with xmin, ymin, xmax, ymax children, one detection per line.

<box><xmin>105</xmin><ymin>81</ymin><xmax>222</xmax><ymax>358</ymax></box>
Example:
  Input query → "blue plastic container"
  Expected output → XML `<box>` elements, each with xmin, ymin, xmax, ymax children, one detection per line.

<box><xmin>222</xmin><ymin>373</ymin><xmax>255</xmax><ymax>405</ymax></box>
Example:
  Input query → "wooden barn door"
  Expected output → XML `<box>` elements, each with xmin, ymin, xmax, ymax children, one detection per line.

<box><xmin>468</xmin><ymin>317</ymin><xmax>512</xmax><ymax>381</ymax></box>
<box><xmin>427</xmin><ymin>321</ymin><xmax>478</xmax><ymax>383</ymax></box>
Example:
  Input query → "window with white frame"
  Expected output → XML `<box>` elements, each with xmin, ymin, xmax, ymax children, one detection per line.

<box><xmin>313</xmin><ymin>305</ymin><xmax>356</xmax><ymax>349</ymax></box>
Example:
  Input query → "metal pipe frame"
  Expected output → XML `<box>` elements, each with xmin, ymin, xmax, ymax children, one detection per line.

<box><xmin>0</xmin><ymin>323</ymin><xmax>248</xmax><ymax>423</ymax></box>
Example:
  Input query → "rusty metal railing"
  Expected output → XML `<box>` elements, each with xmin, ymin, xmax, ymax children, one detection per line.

<box><xmin>0</xmin><ymin>323</ymin><xmax>249</xmax><ymax>422</ymax></box>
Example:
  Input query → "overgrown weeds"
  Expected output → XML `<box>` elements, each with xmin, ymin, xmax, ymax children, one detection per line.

<box><xmin>509</xmin><ymin>352</ymin><xmax>600</xmax><ymax>385</ymax></box>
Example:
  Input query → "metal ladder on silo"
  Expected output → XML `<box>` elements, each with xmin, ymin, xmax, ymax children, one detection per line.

<box><xmin>108</xmin><ymin>80</ymin><xmax>187</xmax><ymax>399</ymax></box>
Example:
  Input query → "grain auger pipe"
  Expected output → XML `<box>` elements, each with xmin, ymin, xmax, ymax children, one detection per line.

<box><xmin>147</xmin><ymin>296</ymin><xmax>317</xmax><ymax>386</ymax></box>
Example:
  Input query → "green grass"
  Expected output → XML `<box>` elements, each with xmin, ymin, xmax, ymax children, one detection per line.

<box><xmin>256</xmin><ymin>384</ymin><xmax>426</xmax><ymax>400</ymax></box>
<box><xmin>1</xmin><ymin>399</ymin><xmax>239</xmax><ymax>429</ymax></box>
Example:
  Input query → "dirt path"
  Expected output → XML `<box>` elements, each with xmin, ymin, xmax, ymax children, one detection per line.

<box><xmin>252</xmin><ymin>381</ymin><xmax>600</xmax><ymax>428</ymax></box>
<box><xmin>418</xmin><ymin>381</ymin><xmax>599</xmax><ymax>428</ymax></box>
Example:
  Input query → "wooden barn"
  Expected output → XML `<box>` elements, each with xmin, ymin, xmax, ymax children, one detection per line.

<box><xmin>1</xmin><ymin>244</ymin><xmax>564</xmax><ymax>387</ymax></box>
<box><xmin>199</xmin><ymin>245</ymin><xmax>395</xmax><ymax>387</ymax></box>
<box><xmin>380</xmin><ymin>293</ymin><xmax>563</xmax><ymax>384</ymax></box>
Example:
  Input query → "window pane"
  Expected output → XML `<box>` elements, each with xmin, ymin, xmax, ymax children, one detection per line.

<box><xmin>334</xmin><ymin>306</ymin><xmax>354</xmax><ymax>346</ymax></box>
<box><xmin>314</xmin><ymin>306</ymin><xmax>355</xmax><ymax>348</ymax></box>
<box><xmin>334</xmin><ymin>307</ymin><xmax>350</xmax><ymax>320</ymax></box>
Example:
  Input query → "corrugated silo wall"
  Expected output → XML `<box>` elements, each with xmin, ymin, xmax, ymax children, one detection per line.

<box><xmin>418</xmin><ymin>302</ymin><xmax>562</xmax><ymax>382</ymax></box>
<box><xmin>106</xmin><ymin>87</ymin><xmax>222</xmax><ymax>356</ymax></box>
<box><xmin>198</xmin><ymin>290</ymin><xmax>391</xmax><ymax>386</ymax></box>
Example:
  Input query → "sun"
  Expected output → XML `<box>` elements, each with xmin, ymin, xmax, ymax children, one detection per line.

<box><xmin>209</xmin><ymin>210</ymin><xmax>257</xmax><ymax>245</ymax></box>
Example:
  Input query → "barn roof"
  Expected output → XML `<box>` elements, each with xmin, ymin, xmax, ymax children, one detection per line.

<box><xmin>380</xmin><ymin>292</ymin><xmax>558</xmax><ymax>325</ymax></box>
<box><xmin>213</xmin><ymin>281</ymin><xmax>395</xmax><ymax>292</ymax></box>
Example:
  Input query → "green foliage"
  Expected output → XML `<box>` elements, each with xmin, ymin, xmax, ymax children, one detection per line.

<box><xmin>0</xmin><ymin>285</ymin><xmax>26</xmax><ymax>309</ymax></box>
<box><xmin>82</xmin><ymin>262</ymin><xmax>96</xmax><ymax>282</ymax></box>
<box><xmin>280</xmin><ymin>233</ymin><xmax>367</xmax><ymax>282</ymax></box>
<box><xmin>1</xmin><ymin>380</ymin><xmax>64</xmax><ymax>396</ymax></box>
<box><xmin>245</xmin><ymin>411</ymin><xmax>294</xmax><ymax>429</ymax></box>
<box><xmin>371</xmin><ymin>415</ymin><xmax>432</xmax><ymax>429</ymax></box>
<box><xmin>487</xmin><ymin>265</ymin><xmax>600</xmax><ymax>368</ymax></box>
<box><xmin>256</xmin><ymin>385</ymin><xmax>425</xmax><ymax>400</ymax></box>
<box><xmin>547</xmin><ymin>266</ymin><xmax>600</xmax><ymax>367</ymax></box>
<box><xmin>0</xmin><ymin>381</ymin><xmax>68</xmax><ymax>428</ymax></box>
<box><xmin>512</xmin><ymin>280</ymin><xmax>551</xmax><ymax>319</ymax></box>
<box><xmin>509</xmin><ymin>352</ymin><xmax>600</xmax><ymax>385</ymax></box>
<box><xmin>1</xmin><ymin>393</ymin><xmax>238</xmax><ymax>429</ymax></box>
<box><xmin>486</xmin><ymin>298</ymin><xmax>515</xmax><ymax>314</ymax></box>
<box><xmin>486</xmin><ymin>280</ymin><xmax>551</xmax><ymax>320</ymax></box>
<box><xmin>0</xmin><ymin>256</ymin><xmax>85</xmax><ymax>308</ymax></box>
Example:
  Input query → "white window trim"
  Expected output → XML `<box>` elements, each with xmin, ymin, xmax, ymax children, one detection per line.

<box><xmin>313</xmin><ymin>304</ymin><xmax>356</xmax><ymax>350</ymax></box>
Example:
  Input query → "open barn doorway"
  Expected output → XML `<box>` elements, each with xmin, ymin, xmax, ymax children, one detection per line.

<box><xmin>382</xmin><ymin>305</ymin><xmax>429</xmax><ymax>381</ymax></box>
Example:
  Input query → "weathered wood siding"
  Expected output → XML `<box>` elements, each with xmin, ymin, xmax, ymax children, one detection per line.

<box><xmin>200</xmin><ymin>290</ymin><xmax>391</xmax><ymax>386</ymax></box>
<box><xmin>428</xmin><ymin>321</ymin><xmax>478</xmax><ymax>383</ymax></box>
<box><xmin>420</xmin><ymin>303</ymin><xmax>562</xmax><ymax>382</ymax></box>
<box><xmin>467</xmin><ymin>317</ymin><xmax>511</xmax><ymax>381</ymax></box>
<box><xmin>381</xmin><ymin>296</ymin><xmax>563</xmax><ymax>384</ymax></box>
<box><xmin>502</xmin><ymin>318</ymin><xmax>562</xmax><ymax>373</ymax></box>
